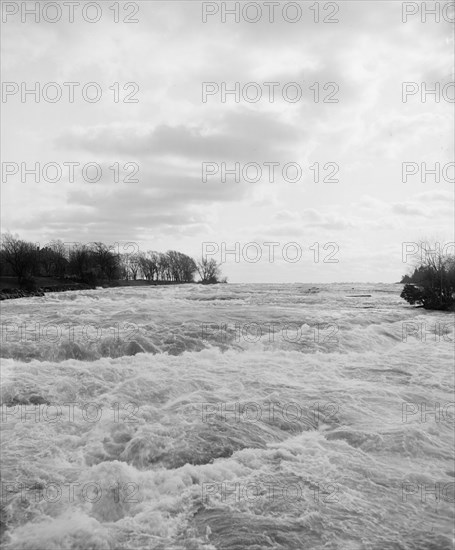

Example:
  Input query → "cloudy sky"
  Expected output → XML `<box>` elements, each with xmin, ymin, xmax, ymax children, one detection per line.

<box><xmin>2</xmin><ymin>1</ymin><xmax>454</xmax><ymax>282</ymax></box>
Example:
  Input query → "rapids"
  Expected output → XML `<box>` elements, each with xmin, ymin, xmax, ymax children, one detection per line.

<box><xmin>0</xmin><ymin>283</ymin><xmax>453</xmax><ymax>549</ymax></box>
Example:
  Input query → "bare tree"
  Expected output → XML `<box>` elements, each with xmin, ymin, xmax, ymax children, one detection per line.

<box><xmin>38</xmin><ymin>240</ymin><xmax>68</xmax><ymax>278</ymax></box>
<box><xmin>165</xmin><ymin>251</ymin><xmax>196</xmax><ymax>282</ymax></box>
<box><xmin>128</xmin><ymin>253</ymin><xmax>141</xmax><ymax>280</ymax></box>
<box><xmin>68</xmin><ymin>244</ymin><xmax>91</xmax><ymax>280</ymax></box>
<box><xmin>138</xmin><ymin>251</ymin><xmax>159</xmax><ymax>281</ymax></box>
<box><xmin>157</xmin><ymin>252</ymin><xmax>171</xmax><ymax>281</ymax></box>
<box><xmin>1</xmin><ymin>233</ymin><xmax>38</xmax><ymax>280</ymax></box>
<box><xmin>196</xmin><ymin>257</ymin><xmax>221</xmax><ymax>284</ymax></box>
<box><xmin>401</xmin><ymin>239</ymin><xmax>455</xmax><ymax>309</ymax></box>
<box><xmin>179</xmin><ymin>252</ymin><xmax>197</xmax><ymax>282</ymax></box>
<box><xmin>118</xmin><ymin>253</ymin><xmax>131</xmax><ymax>280</ymax></box>
<box><xmin>92</xmin><ymin>242</ymin><xmax>119</xmax><ymax>280</ymax></box>
<box><xmin>49</xmin><ymin>240</ymin><xmax>69</xmax><ymax>278</ymax></box>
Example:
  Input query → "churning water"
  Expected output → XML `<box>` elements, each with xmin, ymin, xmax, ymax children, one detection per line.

<box><xmin>0</xmin><ymin>283</ymin><xmax>454</xmax><ymax>549</ymax></box>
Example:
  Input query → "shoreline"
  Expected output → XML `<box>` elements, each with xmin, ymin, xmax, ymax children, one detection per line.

<box><xmin>0</xmin><ymin>279</ymin><xmax>219</xmax><ymax>301</ymax></box>
<box><xmin>0</xmin><ymin>283</ymin><xmax>96</xmax><ymax>301</ymax></box>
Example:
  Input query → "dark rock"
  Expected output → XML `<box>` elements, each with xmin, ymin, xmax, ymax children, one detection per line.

<box><xmin>28</xmin><ymin>394</ymin><xmax>51</xmax><ymax>405</ymax></box>
<box><xmin>124</xmin><ymin>341</ymin><xmax>146</xmax><ymax>356</ymax></box>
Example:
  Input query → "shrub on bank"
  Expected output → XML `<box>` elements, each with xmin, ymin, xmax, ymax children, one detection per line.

<box><xmin>400</xmin><ymin>250</ymin><xmax>455</xmax><ymax>311</ymax></box>
<box><xmin>18</xmin><ymin>276</ymin><xmax>38</xmax><ymax>292</ymax></box>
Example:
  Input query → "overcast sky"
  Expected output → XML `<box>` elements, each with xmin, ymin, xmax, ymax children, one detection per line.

<box><xmin>2</xmin><ymin>1</ymin><xmax>454</xmax><ymax>283</ymax></box>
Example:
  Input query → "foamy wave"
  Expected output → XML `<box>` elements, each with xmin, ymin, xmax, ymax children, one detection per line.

<box><xmin>1</xmin><ymin>285</ymin><xmax>453</xmax><ymax>549</ymax></box>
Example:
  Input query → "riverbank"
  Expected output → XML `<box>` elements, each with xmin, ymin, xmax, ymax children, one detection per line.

<box><xmin>0</xmin><ymin>278</ymin><xmax>96</xmax><ymax>301</ymax></box>
<box><xmin>0</xmin><ymin>277</ymin><xmax>216</xmax><ymax>301</ymax></box>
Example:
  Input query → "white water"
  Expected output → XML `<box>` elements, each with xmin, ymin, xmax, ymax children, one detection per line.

<box><xmin>1</xmin><ymin>284</ymin><xmax>454</xmax><ymax>549</ymax></box>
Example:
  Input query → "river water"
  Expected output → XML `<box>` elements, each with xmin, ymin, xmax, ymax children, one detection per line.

<box><xmin>1</xmin><ymin>283</ymin><xmax>453</xmax><ymax>549</ymax></box>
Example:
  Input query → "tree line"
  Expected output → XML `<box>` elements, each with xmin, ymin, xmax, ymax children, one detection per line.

<box><xmin>0</xmin><ymin>233</ymin><xmax>225</xmax><ymax>286</ymax></box>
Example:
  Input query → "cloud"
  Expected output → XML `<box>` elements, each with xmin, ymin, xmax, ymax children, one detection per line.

<box><xmin>56</xmin><ymin>109</ymin><xmax>301</xmax><ymax>162</ymax></box>
<box><xmin>416</xmin><ymin>190</ymin><xmax>454</xmax><ymax>203</ymax></box>
<box><xmin>392</xmin><ymin>203</ymin><xmax>428</xmax><ymax>217</ymax></box>
<box><xmin>2</xmin><ymin>1</ymin><xmax>453</xmax><ymax>282</ymax></box>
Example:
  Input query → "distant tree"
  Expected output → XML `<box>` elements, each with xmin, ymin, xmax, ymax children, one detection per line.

<box><xmin>138</xmin><ymin>251</ymin><xmax>159</xmax><ymax>281</ymax></box>
<box><xmin>166</xmin><ymin>250</ymin><xmax>181</xmax><ymax>282</ymax></box>
<box><xmin>179</xmin><ymin>252</ymin><xmax>197</xmax><ymax>282</ymax></box>
<box><xmin>118</xmin><ymin>253</ymin><xmax>131</xmax><ymax>280</ymax></box>
<box><xmin>166</xmin><ymin>250</ymin><xmax>197</xmax><ymax>282</ymax></box>
<box><xmin>400</xmin><ymin>241</ymin><xmax>455</xmax><ymax>310</ymax></box>
<box><xmin>128</xmin><ymin>253</ymin><xmax>141</xmax><ymax>280</ymax></box>
<box><xmin>38</xmin><ymin>247</ymin><xmax>54</xmax><ymax>276</ymax></box>
<box><xmin>49</xmin><ymin>240</ymin><xmax>69</xmax><ymax>278</ymax></box>
<box><xmin>68</xmin><ymin>244</ymin><xmax>92</xmax><ymax>280</ymax></box>
<box><xmin>92</xmin><ymin>242</ymin><xmax>119</xmax><ymax>280</ymax></box>
<box><xmin>1</xmin><ymin>233</ymin><xmax>38</xmax><ymax>280</ymax></box>
<box><xmin>157</xmin><ymin>252</ymin><xmax>171</xmax><ymax>281</ymax></box>
<box><xmin>196</xmin><ymin>257</ymin><xmax>222</xmax><ymax>284</ymax></box>
<box><xmin>38</xmin><ymin>240</ymin><xmax>68</xmax><ymax>278</ymax></box>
